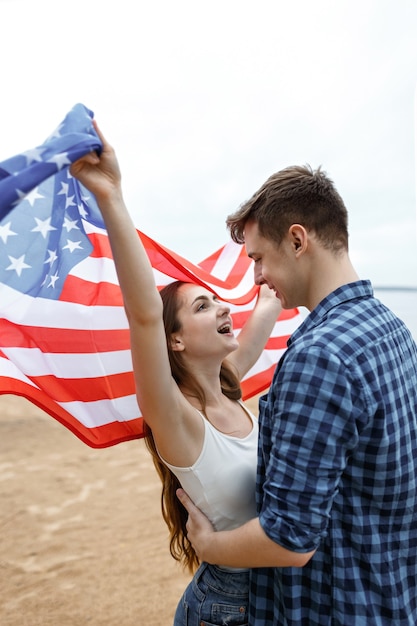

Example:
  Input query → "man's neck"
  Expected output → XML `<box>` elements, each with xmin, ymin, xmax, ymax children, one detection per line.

<box><xmin>305</xmin><ymin>252</ymin><xmax>359</xmax><ymax>311</ymax></box>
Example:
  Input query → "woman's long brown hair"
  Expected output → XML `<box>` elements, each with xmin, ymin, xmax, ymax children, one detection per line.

<box><xmin>143</xmin><ymin>281</ymin><xmax>241</xmax><ymax>573</ymax></box>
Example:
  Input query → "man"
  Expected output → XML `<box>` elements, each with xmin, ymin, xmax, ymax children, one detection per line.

<box><xmin>177</xmin><ymin>164</ymin><xmax>417</xmax><ymax>625</ymax></box>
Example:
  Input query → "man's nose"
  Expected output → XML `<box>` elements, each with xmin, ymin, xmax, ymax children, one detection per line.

<box><xmin>254</xmin><ymin>265</ymin><xmax>265</xmax><ymax>286</ymax></box>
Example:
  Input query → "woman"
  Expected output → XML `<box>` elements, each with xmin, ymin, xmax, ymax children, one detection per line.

<box><xmin>71</xmin><ymin>122</ymin><xmax>282</xmax><ymax>626</ymax></box>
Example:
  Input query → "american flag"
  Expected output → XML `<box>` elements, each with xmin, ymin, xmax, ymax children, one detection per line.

<box><xmin>0</xmin><ymin>104</ymin><xmax>303</xmax><ymax>448</ymax></box>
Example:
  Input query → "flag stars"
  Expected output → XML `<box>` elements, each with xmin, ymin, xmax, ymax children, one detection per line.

<box><xmin>63</xmin><ymin>217</ymin><xmax>80</xmax><ymax>232</ymax></box>
<box><xmin>0</xmin><ymin>105</ymin><xmax>96</xmax><ymax>300</ymax></box>
<box><xmin>58</xmin><ymin>181</ymin><xmax>77</xmax><ymax>209</ymax></box>
<box><xmin>44</xmin><ymin>249</ymin><xmax>58</xmax><ymax>267</ymax></box>
<box><xmin>77</xmin><ymin>201</ymin><xmax>88</xmax><ymax>219</ymax></box>
<box><xmin>0</xmin><ymin>221</ymin><xmax>18</xmax><ymax>244</ymax></box>
<box><xmin>23</xmin><ymin>147</ymin><xmax>45</xmax><ymax>164</ymax></box>
<box><xmin>46</xmin><ymin>272</ymin><xmax>59</xmax><ymax>288</ymax></box>
<box><xmin>6</xmin><ymin>254</ymin><xmax>31</xmax><ymax>276</ymax></box>
<box><xmin>31</xmin><ymin>217</ymin><xmax>57</xmax><ymax>239</ymax></box>
<box><xmin>58</xmin><ymin>182</ymin><xmax>69</xmax><ymax>196</ymax></box>
<box><xmin>15</xmin><ymin>188</ymin><xmax>28</xmax><ymax>204</ymax></box>
<box><xmin>25</xmin><ymin>186</ymin><xmax>44</xmax><ymax>207</ymax></box>
<box><xmin>49</xmin><ymin>152</ymin><xmax>71</xmax><ymax>171</ymax></box>
<box><xmin>65</xmin><ymin>194</ymin><xmax>76</xmax><ymax>209</ymax></box>
<box><xmin>63</xmin><ymin>239</ymin><xmax>83</xmax><ymax>253</ymax></box>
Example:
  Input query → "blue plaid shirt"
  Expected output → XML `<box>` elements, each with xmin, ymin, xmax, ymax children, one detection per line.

<box><xmin>250</xmin><ymin>281</ymin><xmax>417</xmax><ymax>625</ymax></box>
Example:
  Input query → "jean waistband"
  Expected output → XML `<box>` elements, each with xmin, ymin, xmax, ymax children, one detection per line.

<box><xmin>215</xmin><ymin>564</ymin><xmax>249</xmax><ymax>573</ymax></box>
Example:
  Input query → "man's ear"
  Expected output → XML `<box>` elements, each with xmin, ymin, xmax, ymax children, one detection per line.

<box><xmin>170</xmin><ymin>335</ymin><xmax>185</xmax><ymax>352</ymax></box>
<box><xmin>289</xmin><ymin>224</ymin><xmax>308</xmax><ymax>255</ymax></box>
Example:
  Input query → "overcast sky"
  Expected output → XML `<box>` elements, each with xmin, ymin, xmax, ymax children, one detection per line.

<box><xmin>1</xmin><ymin>0</ymin><xmax>416</xmax><ymax>286</ymax></box>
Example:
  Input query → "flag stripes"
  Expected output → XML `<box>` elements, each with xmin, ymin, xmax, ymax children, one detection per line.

<box><xmin>0</xmin><ymin>103</ymin><xmax>304</xmax><ymax>448</ymax></box>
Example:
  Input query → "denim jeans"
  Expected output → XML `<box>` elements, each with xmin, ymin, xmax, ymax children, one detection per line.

<box><xmin>173</xmin><ymin>562</ymin><xmax>249</xmax><ymax>626</ymax></box>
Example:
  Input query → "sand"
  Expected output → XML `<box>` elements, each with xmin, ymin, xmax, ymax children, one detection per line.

<box><xmin>0</xmin><ymin>393</ymin><xmax>260</xmax><ymax>626</ymax></box>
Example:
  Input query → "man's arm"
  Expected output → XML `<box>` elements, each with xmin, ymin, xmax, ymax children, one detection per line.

<box><xmin>177</xmin><ymin>489</ymin><xmax>315</xmax><ymax>568</ymax></box>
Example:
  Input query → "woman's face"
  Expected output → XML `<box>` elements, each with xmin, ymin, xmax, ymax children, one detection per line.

<box><xmin>172</xmin><ymin>283</ymin><xmax>239</xmax><ymax>358</ymax></box>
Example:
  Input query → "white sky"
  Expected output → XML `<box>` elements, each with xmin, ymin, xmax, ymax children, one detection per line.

<box><xmin>0</xmin><ymin>0</ymin><xmax>416</xmax><ymax>286</ymax></box>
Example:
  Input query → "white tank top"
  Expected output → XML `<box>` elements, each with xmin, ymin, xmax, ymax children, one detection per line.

<box><xmin>162</xmin><ymin>401</ymin><xmax>258</xmax><ymax>532</ymax></box>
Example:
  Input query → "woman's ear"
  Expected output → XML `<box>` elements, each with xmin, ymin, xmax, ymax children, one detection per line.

<box><xmin>170</xmin><ymin>335</ymin><xmax>185</xmax><ymax>352</ymax></box>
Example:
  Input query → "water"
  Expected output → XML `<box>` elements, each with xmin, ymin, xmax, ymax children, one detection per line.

<box><xmin>374</xmin><ymin>287</ymin><xmax>417</xmax><ymax>342</ymax></box>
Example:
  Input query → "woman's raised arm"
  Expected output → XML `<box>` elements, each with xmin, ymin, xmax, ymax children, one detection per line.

<box><xmin>70</xmin><ymin>123</ymin><xmax>188</xmax><ymax>439</ymax></box>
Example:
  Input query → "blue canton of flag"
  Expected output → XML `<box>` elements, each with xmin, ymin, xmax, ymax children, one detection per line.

<box><xmin>0</xmin><ymin>104</ymin><xmax>103</xmax><ymax>300</ymax></box>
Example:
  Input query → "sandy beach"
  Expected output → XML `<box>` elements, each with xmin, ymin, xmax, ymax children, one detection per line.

<box><xmin>0</xmin><ymin>393</ymin><xmax>260</xmax><ymax>626</ymax></box>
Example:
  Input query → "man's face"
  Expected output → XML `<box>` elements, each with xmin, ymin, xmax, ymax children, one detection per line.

<box><xmin>244</xmin><ymin>221</ymin><xmax>298</xmax><ymax>310</ymax></box>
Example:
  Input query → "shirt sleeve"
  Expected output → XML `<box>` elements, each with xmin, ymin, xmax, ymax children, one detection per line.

<box><xmin>259</xmin><ymin>344</ymin><xmax>366</xmax><ymax>553</ymax></box>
